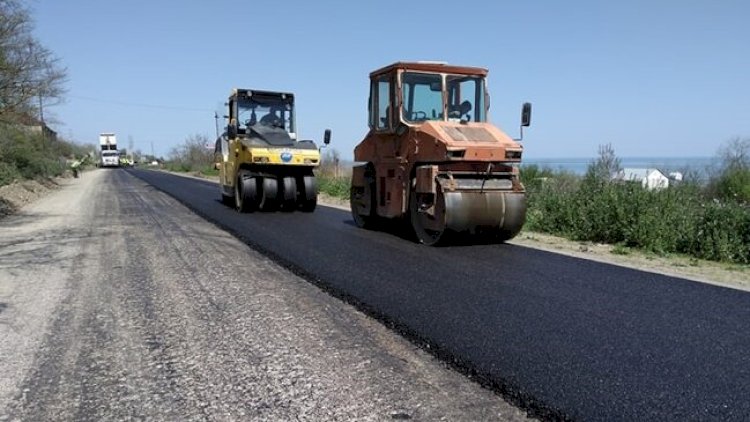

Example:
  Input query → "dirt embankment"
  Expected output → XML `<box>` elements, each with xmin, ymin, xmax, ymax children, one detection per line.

<box><xmin>0</xmin><ymin>178</ymin><xmax>66</xmax><ymax>218</ymax></box>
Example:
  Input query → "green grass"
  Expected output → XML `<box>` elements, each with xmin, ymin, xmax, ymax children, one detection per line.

<box><xmin>522</xmin><ymin>167</ymin><xmax>750</xmax><ymax>265</ymax></box>
<box><xmin>199</xmin><ymin>166</ymin><xmax>219</xmax><ymax>177</ymax></box>
<box><xmin>611</xmin><ymin>244</ymin><xmax>631</xmax><ymax>255</ymax></box>
<box><xmin>163</xmin><ymin>162</ymin><xmax>192</xmax><ymax>173</ymax></box>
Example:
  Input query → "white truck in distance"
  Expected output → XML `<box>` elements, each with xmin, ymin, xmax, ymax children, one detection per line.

<box><xmin>99</xmin><ymin>133</ymin><xmax>120</xmax><ymax>168</ymax></box>
<box><xmin>100</xmin><ymin>150</ymin><xmax>120</xmax><ymax>167</ymax></box>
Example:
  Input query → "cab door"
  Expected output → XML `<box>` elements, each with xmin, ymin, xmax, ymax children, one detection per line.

<box><xmin>214</xmin><ymin>135</ymin><xmax>233</xmax><ymax>189</ymax></box>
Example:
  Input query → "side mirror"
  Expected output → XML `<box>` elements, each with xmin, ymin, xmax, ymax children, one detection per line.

<box><xmin>227</xmin><ymin>122</ymin><xmax>238</xmax><ymax>139</ymax></box>
<box><xmin>323</xmin><ymin>129</ymin><xmax>331</xmax><ymax>145</ymax></box>
<box><xmin>521</xmin><ymin>102</ymin><xmax>532</xmax><ymax>127</ymax></box>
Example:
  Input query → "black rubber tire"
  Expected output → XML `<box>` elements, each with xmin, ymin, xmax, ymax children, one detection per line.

<box><xmin>300</xmin><ymin>175</ymin><xmax>317</xmax><ymax>212</ymax></box>
<box><xmin>235</xmin><ymin>171</ymin><xmax>258</xmax><ymax>213</ymax></box>
<box><xmin>351</xmin><ymin>166</ymin><xmax>376</xmax><ymax>228</ymax></box>
<box><xmin>280</xmin><ymin>176</ymin><xmax>297</xmax><ymax>212</ymax></box>
<box><xmin>351</xmin><ymin>189</ymin><xmax>372</xmax><ymax>228</ymax></box>
<box><xmin>259</xmin><ymin>177</ymin><xmax>278</xmax><ymax>211</ymax></box>
<box><xmin>300</xmin><ymin>196</ymin><xmax>317</xmax><ymax>212</ymax></box>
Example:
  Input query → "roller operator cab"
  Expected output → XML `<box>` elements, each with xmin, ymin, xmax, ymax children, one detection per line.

<box><xmin>350</xmin><ymin>62</ymin><xmax>532</xmax><ymax>245</ymax></box>
<box><xmin>215</xmin><ymin>89</ymin><xmax>331</xmax><ymax>212</ymax></box>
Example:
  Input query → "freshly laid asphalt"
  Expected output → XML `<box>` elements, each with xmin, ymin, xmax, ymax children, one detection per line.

<box><xmin>132</xmin><ymin>169</ymin><xmax>750</xmax><ymax>421</ymax></box>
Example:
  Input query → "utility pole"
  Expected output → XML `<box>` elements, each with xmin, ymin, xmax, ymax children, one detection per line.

<box><xmin>38</xmin><ymin>94</ymin><xmax>44</xmax><ymax>124</ymax></box>
<box><xmin>128</xmin><ymin>135</ymin><xmax>134</xmax><ymax>162</ymax></box>
<box><xmin>151</xmin><ymin>141</ymin><xmax>155</xmax><ymax>160</ymax></box>
<box><xmin>214</xmin><ymin>112</ymin><xmax>220</xmax><ymax>139</ymax></box>
<box><xmin>38</xmin><ymin>94</ymin><xmax>45</xmax><ymax>145</ymax></box>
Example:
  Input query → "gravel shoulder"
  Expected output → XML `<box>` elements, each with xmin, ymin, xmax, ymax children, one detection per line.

<box><xmin>0</xmin><ymin>175</ymin><xmax>90</xmax><ymax>415</ymax></box>
<box><xmin>0</xmin><ymin>169</ymin><xmax>531</xmax><ymax>421</ymax></box>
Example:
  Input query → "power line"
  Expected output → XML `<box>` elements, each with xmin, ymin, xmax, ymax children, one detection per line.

<box><xmin>69</xmin><ymin>95</ymin><xmax>213</xmax><ymax>112</ymax></box>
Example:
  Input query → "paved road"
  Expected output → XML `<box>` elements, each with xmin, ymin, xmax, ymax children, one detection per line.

<box><xmin>0</xmin><ymin>169</ymin><xmax>530</xmax><ymax>421</ymax></box>
<box><xmin>132</xmin><ymin>168</ymin><xmax>750</xmax><ymax>421</ymax></box>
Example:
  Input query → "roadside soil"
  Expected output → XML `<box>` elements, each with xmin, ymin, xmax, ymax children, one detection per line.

<box><xmin>0</xmin><ymin>177</ymin><xmax>65</xmax><ymax>218</ymax></box>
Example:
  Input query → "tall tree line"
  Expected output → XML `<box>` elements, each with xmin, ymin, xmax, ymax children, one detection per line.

<box><xmin>0</xmin><ymin>0</ymin><xmax>66</xmax><ymax>123</ymax></box>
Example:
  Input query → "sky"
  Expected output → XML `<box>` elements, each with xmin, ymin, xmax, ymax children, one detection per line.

<box><xmin>29</xmin><ymin>0</ymin><xmax>750</xmax><ymax>160</ymax></box>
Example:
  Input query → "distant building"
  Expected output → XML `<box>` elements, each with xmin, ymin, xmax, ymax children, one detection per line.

<box><xmin>14</xmin><ymin>114</ymin><xmax>58</xmax><ymax>142</ymax></box>
<box><xmin>614</xmin><ymin>168</ymin><xmax>669</xmax><ymax>190</ymax></box>
<box><xmin>25</xmin><ymin>124</ymin><xmax>57</xmax><ymax>142</ymax></box>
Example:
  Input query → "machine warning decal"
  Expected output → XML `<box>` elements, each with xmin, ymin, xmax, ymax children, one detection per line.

<box><xmin>280</xmin><ymin>152</ymin><xmax>293</xmax><ymax>162</ymax></box>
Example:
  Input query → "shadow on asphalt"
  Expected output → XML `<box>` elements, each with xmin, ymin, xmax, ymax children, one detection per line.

<box><xmin>342</xmin><ymin>217</ymin><xmax>517</xmax><ymax>248</ymax></box>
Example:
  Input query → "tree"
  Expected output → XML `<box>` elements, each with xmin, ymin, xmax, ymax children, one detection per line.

<box><xmin>320</xmin><ymin>148</ymin><xmax>341</xmax><ymax>178</ymax></box>
<box><xmin>168</xmin><ymin>134</ymin><xmax>213</xmax><ymax>170</ymax></box>
<box><xmin>715</xmin><ymin>137</ymin><xmax>750</xmax><ymax>203</ymax></box>
<box><xmin>718</xmin><ymin>137</ymin><xmax>749</xmax><ymax>172</ymax></box>
<box><xmin>585</xmin><ymin>143</ymin><xmax>621</xmax><ymax>182</ymax></box>
<box><xmin>0</xmin><ymin>0</ymin><xmax>67</xmax><ymax>122</ymax></box>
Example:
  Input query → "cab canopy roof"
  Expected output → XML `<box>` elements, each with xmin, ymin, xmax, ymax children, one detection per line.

<box><xmin>370</xmin><ymin>62</ymin><xmax>488</xmax><ymax>78</ymax></box>
<box><xmin>231</xmin><ymin>88</ymin><xmax>295</xmax><ymax>100</ymax></box>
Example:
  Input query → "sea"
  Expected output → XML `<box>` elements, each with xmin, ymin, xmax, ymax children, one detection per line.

<box><xmin>523</xmin><ymin>156</ymin><xmax>716</xmax><ymax>179</ymax></box>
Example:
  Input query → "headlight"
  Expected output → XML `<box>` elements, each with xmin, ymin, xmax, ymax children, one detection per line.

<box><xmin>505</xmin><ymin>150</ymin><xmax>522</xmax><ymax>160</ymax></box>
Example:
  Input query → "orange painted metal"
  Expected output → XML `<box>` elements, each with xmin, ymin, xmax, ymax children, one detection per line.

<box><xmin>353</xmin><ymin>62</ymin><xmax>525</xmax><ymax>220</ymax></box>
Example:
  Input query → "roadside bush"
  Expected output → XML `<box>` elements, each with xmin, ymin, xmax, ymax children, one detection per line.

<box><xmin>199</xmin><ymin>165</ymin><xmax>219</xmax><ymax>177</ymax></box>
<box><xmin>616</xmin><ymin>183</ymin><xmax>701</xmax><ymax>254</ymax></box>
<box><xmin>709</xmin><ymin>137</ymin><xmax>750</xmax><ymax>204</ymax></box>
<box><xmin>164</xmin><ymin>162</ymin><xmax>192</xmax><ymax>173</ymax></box>
<box><xmin>523</xmin><ymin>165</ymin><xmax>580</xmax><ymax>234</ymax></box>
<box><xmin>519</xmin><ymin>164</ymin><xmax>556</xmax><ymax>192</ymax></box>
<box><xmin>317</xmin><ymin>175</ymin><xmax>350</xmax><ymax>199</ymax></box>
<box><xmin>524</xmin><ymin>168</ymin><xmax>749</xmax><ymax>264</ymax></box>
<box><xmin>0</xmin><ymin>161</ymin><xmax>20</xmax><ymax>185</ymax></box>
<box><xmin>315</xmin><ymin>148</ymin><xmax>351</xmax><ymax>199</ymax></box>
<box><xmin>0</xmin><ymin>124</ymin><xmax>70</xmax><ymax>184</ymax></box>
<box><xmin>715</xmin><ymin>167</ymin><xmax>750</xmax><ymax>204</ymax></box>
<box><xmin>166</xmin><ymin>134</ymin><xmax>213</xmax><ymax>172</ymax></box>
<box><xmin>690</xmin><ymin>202</ymin><xmax>750</xmax><ymax>264</ymax></box>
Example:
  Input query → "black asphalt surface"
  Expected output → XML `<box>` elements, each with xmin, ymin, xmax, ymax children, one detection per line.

<box><xmin>131</xmin><ymin>169</ymin><xmax>750</xmax><ymax>421</ymax></box>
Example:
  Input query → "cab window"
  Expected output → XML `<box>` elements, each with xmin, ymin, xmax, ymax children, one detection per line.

<box><xmin>376</xmin><ymin>75</ymin><xmax>392</xmax><ymax>130</ymax></box>
<box><xmin>446</xmin><ymin>76</ymin><xmax>487</xmax><ymax>122</ymax></box>
<box><xmin>401</xmin><ymin>72</ymin><xmax>443</xmax><ymax>123</ymax></box>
